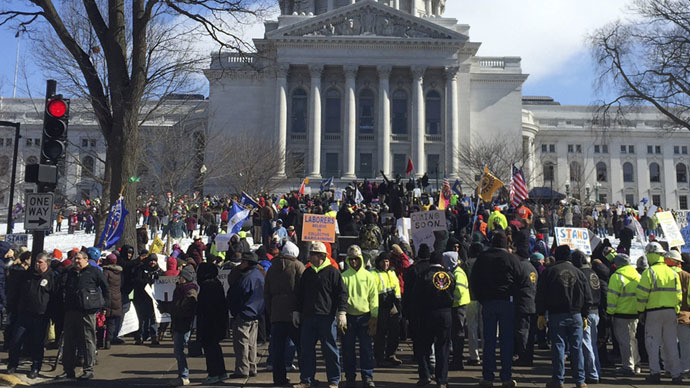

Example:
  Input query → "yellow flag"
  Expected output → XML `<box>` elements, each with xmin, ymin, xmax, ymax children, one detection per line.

<box><xmin>479</xmin><ymin>166</ymin><xmax>504</xmax><ymax>202</ymax></box>
<box><xmin>438</xmin><ymin>191</ymin><xmax>446</xmax><ymax>210</ymax></box>
<box><xmin>149</xmin><ymin>235</ymin><xmax>164</xmax><ymax>255</ymax></box>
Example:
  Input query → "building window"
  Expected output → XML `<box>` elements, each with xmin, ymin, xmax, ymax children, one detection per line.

<box><xmin>569</xmin><ymin>161</ymin><xmax>582</xmax><ymax>182</ymax></box>
<box><xmin>599</xmin><ymin>193</ymin><xmax>608</xmax><ymax>204</ymax></box>
<box><xmin>543</xmin><ymin>162</ymin><xmax>555</xmax><ymax>182</ymax></box>
<box><xmin>324</xmin><ymin>89</ymin><xmax>341</xmax><ymax>134</ymax></box>
<box><xmin>594</xmin><ymin>145</ymin><xmax>600</xmax><ymax>154</ymax></box>
<box><xmin>82</xmin><ymin>138</ymin><xmax>89</xmax><ymax>147</ymax></box>
<box><xmin>81</xmin><ymin>155</ymin><xmax>94</xmax><ymax>178</ymax></box>
<box><xmin>291</xmin><ymin>88</ymin><xmax>308</xmax><ymax>133</ymax></box>
<box><xmin>542</xmin><ymin>144</ymin><xmax>547</xmax><ymax>153</ymax></box>
<box><xmin>628</xmin><ymin>145</ymin><xmax>635</xmax><ymax>154</ymax></box>
<box><xmin>623</xmin><ymin>162</ymin><xmax>634</xmax><ymax>182</ymax></box>
<box><xmin>625</xmin><ymin>194</ymin><xmax>634</xmax><ymax>205</ymax></box>
<box><xmin>655</xmin><ymin>145</ymin><xmax>661</xmax><ymax>154</ymax></box>
<box><xmin>684</xmin><ymin>146</ymin><xmax>688</xmax><ymax>155</ymax></box>
<box><xmin>681</xmin><ymin>195</ymin><xmax>688</xmax><ymax>210</ymax></box>
<box><xmin>393</xmin><ymin>154</ymin><xmax>407</xmax><ymax>175</ymax></box>
<box><xmin>34</xmin><ymin>138</ymin><xmax>40</xmax><ymax>147</ymax></box>
<box><xmin>549</xmin><ymin>144</ymin><xmax>555</xmax><ymax>153</ymax></box>
<box><xmin>25</xmin><ymin>138</ymin><xmax>32</xmax><ymax>146</ymax></box>
<box><xmin>324</xmin><ymin>152</ymin><xmax>339</xmax><ymax>177</ymax></box>
<box><xmin>358</xmin><ymin>89</ymin><xmax>375</xmax><ymax>133</ymax></box>
<box><xmin>675</xmin><ymin>146</ymin><xmax>680</xmax><ymax>154</ymax></box>
<box><xmin>392</xmin><ymin>90</ymin><xmax>408</xmax><ymax>135</ymax></box>
<box><xmin>596</xmin><ymin>162</ymin><xmax>607</xmax><ymax>182</ymax></box>
<box><xmin>677</xmin><ymin>163</ymin><xmax>688</xmax><ymax>183</ymax></box>
<box><xmin>0</xmin><ymin>155</ymin><xmax>9</xmax><ymax>176</ymax></box>
<box><xmin>576</xmin><ymin>144</ymin><xmax>582</xmax><ymax>153</ymax></box>
<box><xmin>621</xmin><ymin>145</ymin><xmax>627</xmax><ymax>154</ymax></box>
<box><xmin>5</xmin><ymin>138</ymin><xmax>12</xmax><ymax>147</ymax></box>
<box><xmin>358</xmin><ymin>153</ymin><xmax>373</xmax><ymax>178</ymax></box>
<box><xmin>90</xmin><ymin>139</ymin><xmax>97</xmax><ymax>147</ymax></box>
<box><xmin>652</xmin><ymin>194</ymin><xmax>661</xmax><ymax>207</ymax></box>
<box><xmin>425</xmin><ymin>91</ymin><xmax>441</xmax><ymax>135</ymax></box>
<box><xmin>647</xmin><ymin>145</ymin><xmax>653</xmax><ymax>154</ymax></box>
<box><xmin>649</xmin><ymin>162</ymin><xmax>661</xmax><ymax>183</ymax></box>
<box><xmin>568</xmin><ymin>144</ymin><xmax>574</xmax><ymax>153</ymax></box>
<box><xmin>602</xmin><ymin>144</ymin><xmax>608</xmax><ymax>153</ymax></box>
<box><xmin>427</xmin><ymin>154</ymin><xmax>440</xmax><ymax>178</ymax></box>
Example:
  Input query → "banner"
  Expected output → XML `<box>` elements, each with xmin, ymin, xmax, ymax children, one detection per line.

<box><xmin>97</xmin><ymin>195</ymin><xmax>129</xmax><ymax>249</ymax></box>
<box><xmin>479</xmin><ymin>166</ymin><xmax>504</xmax><ymax>203</ymax></box>
<box><xmin>554</xmin><ymin>227</ymin><xmax>592</xmax><ymax>255</ymax></box>
<box><xmin>631</xmin><ymin>218</ymin><xmax>647</xmax><ymax>244</ymax></box>
<box><xmin>657</xmin><ymin>211</ymin><xmax>685</xmax><ymax>248</ymax></box>
<box><xmin>302</xmin><ymin>214</ymin><xmax>337</xmax><ymax>243</ymax></box>
<box><xmin>410</xmin><ymin>211</ymin><xmax>446</xmax><ymax>254</ymax></box>
<box><xmin>681</xmin><ymin>225</ymin><xmax>690</xmax><ymax>253</ymax></box>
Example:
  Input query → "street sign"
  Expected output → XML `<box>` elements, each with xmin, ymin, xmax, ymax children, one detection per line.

<box><xmin>25</xmin><ymin>192</ymin><xmax>54</xmax><ymax>231</ymax></box>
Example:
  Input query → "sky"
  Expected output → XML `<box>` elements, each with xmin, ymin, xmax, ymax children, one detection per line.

<box><xmin>0</xmin><ymin>0</ymin><xmax>632</xmax><ymax>104</ymax></box>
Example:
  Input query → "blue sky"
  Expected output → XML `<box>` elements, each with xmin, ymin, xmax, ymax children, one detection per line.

<box><xmin>0</xmin><ymin>0</ymin><xmax>630</xmax><ymax>104</ymax></box>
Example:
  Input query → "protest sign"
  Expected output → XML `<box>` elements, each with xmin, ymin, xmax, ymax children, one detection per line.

<box><xmin>214</xmin><ymin>233</ymin><xmax>232</xmax><ymax>251</ymax></box>
<box><xmin>396</xmin><ymin>217</ymin><xmax>411</xmax><ymax>244</ymax></box>
<box><xmin>657</xmin><ymin>211</ymin><xmax>685</xmax><ymax>248</ymax></box>
<box><xmin>334</xmin><ymin>189</ymin><xmax>344</xmax><ymax>202</ymax></box>
<box><xmin>681</xmin><ymin>225</ymin><xmax>690</xmax><ymax>253</ymax></box>
<box><xmin>156</xmin><ymin>253</ymin><xmax>167</xmax><ymax>272</ymax></box>
<box><xmin>150</xmin><ymin>276</ymin><xmax>178</xmax><ymax>323</ymax></box>
<box><xmin>411</xmin><ymin>211</ymin><xmax>446</xmax><ymax>254</ymax></box>
<box><xmin>4</xmin><ymin>234</ymin><xmax>28</xmax><ymax>248</ymax></box>
<box><xmin>302</xmin><ymin>214</ymin><xmax>336</xmax><ymax>242</ymax></box>
<box><xmin>647</xmin><ymin>206</ymin><xmax>658</xmax><ymax>219</ymax></box>
<box><xmin>631</xmin><ymin>217</ymin><xmax>646</xmax><ymax>244</ymax></box>
<box><xmin>554</xmin><ymin>227</ymin><xmax>592</xmax><ymax>255</ymax></box>
<box><xmin>118</xmin><ymin>303</ymin><xmax>139</xmax><ymax>337</ymax></box>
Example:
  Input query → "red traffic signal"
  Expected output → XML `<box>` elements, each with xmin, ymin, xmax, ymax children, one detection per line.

<box><xmin>46</xmin><ymin>98</ymin><xmax>67</xmax><ymax>118</ymax></box>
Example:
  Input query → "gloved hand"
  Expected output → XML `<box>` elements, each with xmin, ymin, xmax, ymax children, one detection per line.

<box><xmin>292</xmin><ymin>311</ymin><xmax>301</xmax><ymax>328</ymax></box>
<box><xmin>337</xmin><ymin>311</ymin><xmax>348</xmax><ymax>334</ymax></box>
<box><xmin>367</xmin><ymin>316</ymin><xmax>377</xmax><ymax>336</ymax></box>
<box><xmin>583</xmin><ymin>317</ymin><xmax>589</xmax><ymax>331</ymax></box>
<box><xmin>537</xmin><ymin>315</ymin><xmax>547</xmax><ymax>331</ymax></box>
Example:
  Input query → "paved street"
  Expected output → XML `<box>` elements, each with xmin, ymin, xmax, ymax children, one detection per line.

<box><xmin>0</xmin><ymin>335</ymin><xmax>662</xmax><ymax>387</ymax></box>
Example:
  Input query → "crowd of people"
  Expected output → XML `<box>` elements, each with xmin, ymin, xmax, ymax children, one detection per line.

<box><xmin>1</xmin><ymin>177</ymin><xmax>690</xmax><ymax>388</ymax></box>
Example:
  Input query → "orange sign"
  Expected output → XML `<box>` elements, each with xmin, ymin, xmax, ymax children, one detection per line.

<box><xmin>301</xmin><ymin>214</ymin><xmax>337</xmax><ymax>243</ymax></box>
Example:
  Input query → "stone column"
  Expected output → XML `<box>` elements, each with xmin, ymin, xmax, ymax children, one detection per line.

<box><xmin>343</xmin><ymin>65</ymin><xmax>358</xmax><ymax>179</ymax></box>
<box><xmin>327</xmin><ymin>0</ymin><xmax>335</xmax><ymax>11</ymax></box>
<box><xmin>378</xmin><ymin>65</ymin><xmax>392</xmax><ymax>176</ymax></box>
<box><xmin>432</xmin><ymin>0</ymin><xmax>441</xmax><ymax>15</ymax></box>
<box><xmin>308</xmin><ymin>64</ymin><xmax>323</xmax><ymax>178</ymax></box>
<box><xmin>445</xmin><ymin>66</ymin><xmax>459</xmax><ymax>179</ymax></box>
<box><xmin>412</xmin><ymin>66</ymin><xmax>426</xmax><ymax>177</ymax></box>
<box><xmin>393</xmin><ymin>0</ymin><xmax>400</xmax><ymax>9</ymax></box>
<box><xmin>424</xmin><ymin>0</ymin><xmax>431</xmax><ymax>15</ymax></box>
<box><xmin>275</xmin><ymin>64</ymin><xmax>289</xmax><ymax>177</ymax></box>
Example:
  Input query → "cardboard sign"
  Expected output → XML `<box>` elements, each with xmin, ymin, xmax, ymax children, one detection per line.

<box><xmin>4</xmin><ymin>234</ymin><xmax>28</xmax><ymax>248</ymax></box>
<box><xmin>554</xmin><ymin>227</ymin><xmax>592</xmax><ymax>255</ymax></box>
<box><xmin>118</xmin><ymin>303</ymin><xmax>139</xmax><ymax>337</ymax></box>
<box><xmin>301</xmin><ymin>214</ymin><xmax>336</xmax><ymax>243</ymax></box>
<box><xmin>334</xmin><ymin>189</ymin><xmax>344</xmax><ymax>202</ymax></box>
<box><xmin>681</xmin><ymin>225</ymin><xmax>690</xmax><ymax>253</ymax></box>
<box><xmin>647</xmin><ymin>206</ymin><xmax>658</xmax><ymax>219</ymax></box>
<box><xmin>151</xmin><ymin>276</ymin><xmax>178</xmax><ymax>323</ymax></box>
<box><xmin>410</xmin><ymin>211</ymin><xmax>446</xmax><ymax>254</ymax></box>
<box><xmin>657</xmin><ymin>211</ymin><xmax>685</xmax><ymax>248</ymax></box>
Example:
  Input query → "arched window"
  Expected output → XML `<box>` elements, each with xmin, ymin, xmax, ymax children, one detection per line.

<box><xmin>543</xmin><ymin>162</ymin><xmax>554</xmax><ymax>182</ymax></box>
<box><xmin>650</xmin><ymin>162</ymin><xmax>661</xmax><ymax>182</ymax></box>
<box><xmin>569</xmin><ymin>161</ymin><xmax>582</xmax><ymax>182</ymax></box>
<box><xmin>358</xmin><ymin>89</ymin><xmax>375</xmax><ymax>133</ymax></box>
<box><xmin>82</xmin><ymin>155</ymin><xmax>94</xmax><ymax>178</ymax></box>
<box><xmin>392</xmin><ymin>90</ymin><xmax>408</xmax><ymax>134</ymax></box>
<box><xmin>425</xmin><ymin>90</ymin><xmax>441</xmax><ymax>135</ymax></box>
<box><xmin>291</xmin><ymin>89</ymin><xmax>308</xmax><ymax>133</ymax></box>
<box><xmin>623</xmin><ymin>162</ymin><xmax>634</xmax><ymax>182</ymax></box>
<box><xmin>596</xmin><ymin>162</ymin><xmax>607</xmax><ymax>182</ymax></box>
<box><xmin>677</xmin><ymin>163</ymin><xmax>688</xmax><ymax>183</ymax></box>
<box><xmin>0</xmin><ymin>155</ymin><xmax>9</xmax><ymax>176</ymax></box>
<box><xmin>324</xmin><ymin>89</ymin><xmax>341</xmax><ymax>133</ymax></box>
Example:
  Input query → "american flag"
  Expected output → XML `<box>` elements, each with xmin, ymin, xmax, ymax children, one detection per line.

<box><xmin>510</xmin><ymin>165</ymin><xmax>529</xmax><ymax>208</ymax></box>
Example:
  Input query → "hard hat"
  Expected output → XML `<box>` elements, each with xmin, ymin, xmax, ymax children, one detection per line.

<box><xmin>309</xmin><ymin>241</ymin><xmax>327</xmax><ymax>254</ymax></box>
<box><xmin>347</xmin><ymin>245</ymin><xmax>363</xmax><ymax>259</ymax></box>
<box><xmin>645</xmin><ymin>242</ymin><xmax>666</xmax><ymax>255</ymax></box>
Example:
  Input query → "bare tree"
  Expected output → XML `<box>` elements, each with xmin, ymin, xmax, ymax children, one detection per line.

<box><xmin>0</xmin><ymin>0</ymin><xmax>272</xmax><ymax>247</ymax></box>
<box><xmin>456</xmin><ymin>138</ymin><xmax>533</xmax><ymax>192</ymax></box>
<box><xmin>590</xmin><ymin>0</ymin><xmax>690</xmax><ymax>131</ymax></box>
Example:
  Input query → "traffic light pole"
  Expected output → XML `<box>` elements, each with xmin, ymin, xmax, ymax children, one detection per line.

<box><xmin>0</xmin><ymin>121</ymin><xmax>20</xmax><ymax>235</ymax></box>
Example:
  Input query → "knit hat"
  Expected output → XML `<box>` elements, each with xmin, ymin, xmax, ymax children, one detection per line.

<box><xmin>530</xmin><ymin>252</ymin><xmax>544</xmax><ymax>263</ymax></box>
<box><xmin>60</xmin><ymin>259</ymin><xmax>73</xmax><ymax>267</ymax></box>
<box><xmin>536</xmin><ymin>234</ymin><xmax>544</xmax><ymax>240</ymax></box>
<box><xmin>490</xmin><ymin>231</ymin><xmax>508</xmax><ymax>249</ymax></box>
<box><xmin>86</xmin><ymin>247</ymin><xmax>101</xmax><ymax>261</ymax></box>
<box><xmin>179</xmin><ymin>265</ymin><xmax>196</xmax><ymax>282</ymax></box>
<box><xmin>417</xmin><ymin>243</ymin><xmax>431</xmax><ymax>260</ymax></box>
<box><xmin>442</xmin><ymin>251</ymin><xmax>459</xmax><ymax>269</ymax></box>
<box><xmin>241</xmin><ymin>252</ymin><xmax>259</xmax><ymax>264</ymax></box>
<box><xmin>375</xmin><ymin>251</ymin><xmax>390</xmax><ymax>266</ymax></box>
<box><xmin>104</xmin><ymin>253</ymin><xmax>118</xmax><ymax>265</ymax></box>
<box><xmin>614</xmin><ymin>253</ymin><xmax>632</xmax><ymax>267</ymax></box>
<box><xmin>281</xmin><ymin>241</ymin><xmax>300</xmax><ymax>258</ymax></box>
<box><xmin>636</xmin><ymin>255</ymin><xmax>649</xmax><ymax>270</ymax></box>
<box><xmin>52</xmin><ymin>249</ymin><xmax>63</xmax><ymax>260</ymax></box>
<box><xmin>554</xmin><ymin>245</ymin><xmax>571</xmax><ymax>261</ymax></box>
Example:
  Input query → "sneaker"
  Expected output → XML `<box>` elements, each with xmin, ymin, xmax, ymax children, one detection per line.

<box><xmin>55</xmin><ymin>372</ymin><xmax>76</xmax><ymax>380</ymax></box>
<box><xmin>478</xmin><ymin>380</ymin><xmax>494</xmax><ymax>388</ymax></box>
<box><xmin>575</xmin><ymin>384</ymin><xmax>588</xmax><ymax>388</ymax></box>
<box><xmin>365</xmin><ymin>380</ymin><xmax>376</xmax><ymax>388</ymax></box>
<box><xmin>328</xmin><ymin>384</ymin><xmax>339</xmax><ymax>388</ymax></box>
<box><xmin>289</xmin><ymin>364</ymin><xmax>298</xmax><ymax>371</ymax></box>
<box><xmin>219</xmin><ymin>373</ymin><xmax>230</xmax><ymax>381</ymax></box>
<box><xmin>78</xmin><ymin>371</ymin><xmax>95</xmax><ymax>380</ymax></box>
<box><xmin>502</xmin><ymin>380</ymin><xmax>517</xmax><ymax>388</ymax></box>
<box><xmin>202</xmin><ymin>375</ymin><xmax>222</xmax><ymax>384</ymax></box>
<box><xmin>27</xmin><ymin>370</ymin><xmax>39</xmax><ymax>379</ymax></box>
<box><xmin>417</xmin><ymin>378</ymin><xmax>432</xmax><ymax>386</ymax></box>
<box><xmin>292</xmin><ymin>383</ymin><xmax>312</xmax><ymax>388</ymax></box>
<box><xmin>170</xmin><ymin>377</ymin><xmax>191</xmax><ymax>386</ymax></box>
<box><xmin>468</xmin><ymin>359</ymin><xmax>482</xmax><ymax>366</ymax></box>
<box><xmin>388</xmin><ymin>355</ymin><xmax>403</xmax><ymax>365</ymax></box>
<box><xmin>646</xmin><ymin>374</ymin><xmax>661</xmax><ymax>384</ymax></box>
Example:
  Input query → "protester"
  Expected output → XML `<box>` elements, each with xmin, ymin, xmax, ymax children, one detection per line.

<box><xmin>372</xmin><ymin>251</ymin><xmax>402</xmax><ymax>367</ymax></box>
<box><xmin>133</xmin><ymin>254</ymin><xmax>163</xmax><ymax>345</ymax></box>
<box><xmin>102</xmin><ymin>253</ymin><xmax>123</xmax><ymax>350</ymax></box>
<box><xmin>197</xmin><ymin>262</ymin><xmax>229</xmax><ymax>383</ymax></box>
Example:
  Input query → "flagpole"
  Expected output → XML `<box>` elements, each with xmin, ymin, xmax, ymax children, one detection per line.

<box><xmin>472</xmin><ymin>168</ymin><xmax>485</xmax><ymax>232</ymax></box>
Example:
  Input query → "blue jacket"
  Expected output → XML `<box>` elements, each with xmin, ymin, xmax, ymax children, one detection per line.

<box><xmin>228</xmin><ymin>265</ymin><xmax>265</xmax><ymax>320</ymax></box>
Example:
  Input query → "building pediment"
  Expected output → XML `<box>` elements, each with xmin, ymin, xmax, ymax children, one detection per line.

<box><xmin>267</xmin><ymin>0</ymin><xmax>467</xmax><ymax>42</ymax></box>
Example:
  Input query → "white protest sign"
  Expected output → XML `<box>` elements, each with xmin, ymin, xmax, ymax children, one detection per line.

<box><xmin>4</xmin><ymin>234</ymin><xmax>28</xmax><ymax>248</ymax></box>
<box><xmin>396</xmin><ymin>217</ymin><xmax>411</xmax><ymax>244</ymax></box>
<box><xmin>413</xmin><ymin>188</ymin><xmax>421</xmax><ymax>198</ymax></box>
<box><xmin>631</xmin><ymin>218</ymin><xmax>647</xmax><ymax>244</ymax></box>
<box><xmin>657</xmin><ymin>211</ymin><xmax>685</xmax><ymax>248</ymax></box>
<box><xmin>647</xmin><ymin>206</ymin><xmax>658</xmax><ymax>218</ymax></box>
<box><xmin>411</xmin><ymin>211</ymin><xmax>446</xmax><ymax>254</ymax></box>
<box><xmin>638</xmin><ymin>205</ymin><xmax>645</xmax><ymax>217</ymax></box>
<box><xmin>214</xmin><ymin>233</ymin><xmax>232</xmax><ymax>251</ymax></box>
<box><xmin>118</xmin><ymin>303</ymin><xmax>139</xmax><ymax>337</ymax></box>
<box><xmin>156</xmin><ymin>253</ymin><xmax>167</xmax><ymax>272</ymax></box>
<box><xmin>334</xmin><ymin>189</ymin><xmax>344</xmax><ymax>202</ymax></box>
<box><xmin>554</xmin><ymin>227</ymin><xmax>592</xmax><ymax>255</ymax></box>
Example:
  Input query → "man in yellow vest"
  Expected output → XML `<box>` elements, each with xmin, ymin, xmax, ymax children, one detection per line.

<box><xmin>371</xmin><ymin>252</ymin><xmax>402</xmax><ymax>367</ymax></box>
<box><xmin>487</xmin><ymin>207</ymin><xmax>507</xmax><ymax>232</ymax></box>
<box><xmin>606</xmin><ymin>253</ymin><xmax>641</xmax><ymax>376</ymax></box>
<box><xmin>636</xmin><ymin>242</ymin><xmax>683</xmax><ymax>384</ymax></box>
<box><xmin>445</xmin><ymin>250</ymin><xmax>470</xmax><ymax>371</ymax></box>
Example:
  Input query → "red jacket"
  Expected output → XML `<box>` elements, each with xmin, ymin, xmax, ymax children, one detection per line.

<box><xmin>390</xmin><ymin>251</ymin><xmax>411</xmax><ymax>294</ymax></box>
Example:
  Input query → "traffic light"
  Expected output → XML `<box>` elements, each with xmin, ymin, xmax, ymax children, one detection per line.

<box><xmin>40</xmin><ymin>95</ymin><xmax>69</xmax><ymax>165</ymax></box>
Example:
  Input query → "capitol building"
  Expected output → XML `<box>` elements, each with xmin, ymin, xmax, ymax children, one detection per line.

<box><xmin>1</xmin><ymin>0</ymin><xmax>689</xmax><ymax>213</ymax></box>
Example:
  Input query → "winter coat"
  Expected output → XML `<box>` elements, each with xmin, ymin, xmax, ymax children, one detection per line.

<box><xmin>102</xmin><ymin>264</ymin><xmax>123</xmax><ymax>317</ymax></box>
<box><xmin>470</xmin><ymin>248</ymin><xmax>525</xmax><ymax>303</ymax></box>
<box><xmin>264</xmin><ymin>255</ymin><xmax>305</xmax><ymax>323</ymax></box>
<box><xmin>0</xmin><ymin>260</ymin><xmax>6</xmax><ymax>311</ymax></box>
<box><xmin>132</xmin><ymin>260</ymin><xmax>163</xmax><ymax>316</ymax></box>
<box><xmin>136</xmin><ymin>227</ymin><xmax>148</xmax><ymax>253</ymax></box>
<box><xmin>10</xmin><ymin>268</ymin><xmax>56</xmax><ymax>316</ymax></box>
<box><xmin>160</xmin><ymin>282</ymin><xmax>198</xmax><ymax>333</ymax></box>
<box><xmin>342</xmin><ymin>260</ymin><xmax>379</xmax><ymax>317</ymax></box>
<box><xmin>5</xmin><ymin>263</ymin><xmax>29</xmax><ymax>314</ymax></box>
<box><xmin>63</xmin><ymin>264</ymin><xmax>110</xmax><ymax>313</ymax></box>
<box><xmin>148</xmin><ymin>215</ymin><xmax>160</xmax><ymax>231</ymax></box>
<box><xmin>185</xmin><ymin>216</ymin><xmax>197</xmax><ymax>231</ymax></box>
<box><xmin>186</xmin><ymin>240</ymin><xmax>206</xmax><ymax>266</ymax></box>
<box><xmin>196</xmin><ymin>263</ymin><xmax>228</xmax><ymax>343</ymax></box>
<box><xmin>297</xmin><ymin>259</ymin><xmax>347</xmax><ymax>317</ymax></box>
<box><xmin>536</xmin><ymin>260</ymin><xmax>592</xmax><ymax>316</ymax></box>
<box><xmin>227</xmin><ymin>265</ymin><xmax>265</xmax><ymax>321</ymax></box>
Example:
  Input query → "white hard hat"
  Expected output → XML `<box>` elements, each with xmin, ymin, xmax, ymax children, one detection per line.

<box><xmin>309</xmin><ymin>241</ymin><xmax>328</xmax><ymax>254</ymax></box>
<box><xmin>645</xmin><ymin>242</ymin><xmax>666</xmax><ymax>255</ymax></box>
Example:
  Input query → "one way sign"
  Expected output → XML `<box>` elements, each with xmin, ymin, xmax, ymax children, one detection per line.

<box><xmin>25</xmin><ymin>193</ymin><xmax>54</xmax><ymax>231</ymax></box>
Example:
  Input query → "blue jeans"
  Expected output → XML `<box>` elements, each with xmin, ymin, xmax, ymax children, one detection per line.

<box><xmin>270</xmin><ymin>322</ymin><xmax>299</xmax><ymax>383</ymax></box>
<box><xmin>8</xmin><ymin>313</ymin><xmax>49</xmax><ymax>371</ymax></box>
<box><xmin>481</xmin><ymin>299</ymin><xmax>515</xmax><ymax>383</ymax></box>
<box><xmin>300</xmin><ymin>315</ymin><xmax>341</xmax><ymax>386</ymax></box>
<box><xmin>136</xmin><ymin>314</ymin><xmax>158</xmax><ymax>341</ymax></box>
<box><xmin>582</xmin><ymin>312</ymin><xmax>600</xmax><ymax>380</ymax></box>
<box><xmin>173</xmin><ymin>331</ymin><xmax>191</xmax><ymax>378</ymax></box>
<box><xmin>549</xmin><ymin>312</ymin><xmax>585</xmax><ymax>385</ymax></box>
<box><xmin>342</xmin><ymin>313</ymin><xmax>374</xmax><ymax>382</ymax></box>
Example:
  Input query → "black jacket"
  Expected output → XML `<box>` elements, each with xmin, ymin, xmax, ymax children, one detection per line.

<box><xmin>579</xmin><ymin>266</ymin><xmax>605</xmax><ymax>313</ymax></box>
<box><xmin>536</xmin><ymin>260</ymin><xmax>593</xmax><ymax>316</ymax></box>
<box><xmin>297</xmin><ymin>263</ymin><xmax>347</xmax><ymax>317</ymax></box>
<box><xmin>196</xmin><ymin>263</ymin><xmax>228</xmax><ymax>343</ymax></box>
<box><xmin>12</xmin><ymin>268</ymin><xmax>56</xmax><ymax>316</ymax></box>
<box><xmin>412</xmin><ymin>265</ymin><xmax>456</xmax><ymax>312</ymax></box>
<box><xmin>514</xmin><ymin>258</ymin><xmax>538</xmax><ymax>314</ymax></box>
<box><xmin>402</xmin><ymin>259</ymin><xmax>431</xmax><ymax>318</ymax></box>
<box><xmin>470</xmin><ymin>248</ymin><xmax>525</xmax><ymax>303</ymax></box>
<box><xmin>63</xmin><ymin>265</ymin><xmax>110</xmax><ymax>313</ymax></box>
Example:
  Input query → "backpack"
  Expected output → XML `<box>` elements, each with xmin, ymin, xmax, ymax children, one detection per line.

<box><xmin>359</xmin><ymin>224</ymin><xmax>381</xmax><ymax>250</ymax></box>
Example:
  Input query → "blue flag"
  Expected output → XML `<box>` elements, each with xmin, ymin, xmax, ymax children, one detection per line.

<box><xmin>240</xmin><ymin>192</ymin><xmax>260</xmax><ymax>209</ymax></box>
<box><xmin>97</xmin><ymin>196</ymin><xmax>129</xmax><ymax>249</ymax></box>
<box><xmin>320</xmin><ymin>177</ymin><xmax>334</xmax><ymax>191</ymax></box>
<box><xmin>451</xmin><ymin>179</ymin><xmax>463</xmax><ymax>196</ymax></box>
<box><xmin>228</xmin><ymin>202</ymin><xmax>251</xmax><ymax>235</ymax></box>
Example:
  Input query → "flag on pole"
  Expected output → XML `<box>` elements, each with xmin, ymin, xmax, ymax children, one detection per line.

<box><xmin>406</xmin><ymin>158</ymin><xmax>414</xmax><ymax>175</ymax></box>
<box><xmin>228</xmin><ymin>202</ymin><xmax>250</xmax><ymax>235</ymax></box>
<box><xmin>97</xmin><ymin>196</ymin><xmax>129</xmax><ymax>249</ymax></box>
<box><xmin>320</xmin><ymin>177</ymin><xmax>334</xmax><ymax>191</ymax></box>
<box><xmin>439</xmin><ymin>178</ymin><xmax>451</xmax><ymax>210</ymax></box>
<box><xmin>240</xmin><ymin>192</ymin><xmax>260</xmax><ymax>209</ymax></box>
<box><xmin>355</xmin><ymin>188</ymin><xmax>364</xmax><ymax>204</ymax></box>
<box><xmin>509</xmin><ymin>165</ymin><xmax>529</xmax><ymax>208</ymax></box>
<box><xmin>451</xmin><ymin>179</ymin><xmax>463</xmax><ymax>196</ymax></box>
<box><xmin>478</xmin><ymin>166</ymin><xmax>504</xmax><ymax>203</ymax></box>
<box><xmin>298</xmin><ymin>177</ymin><xmax>310</xmax><ymax>195</ymax></box>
